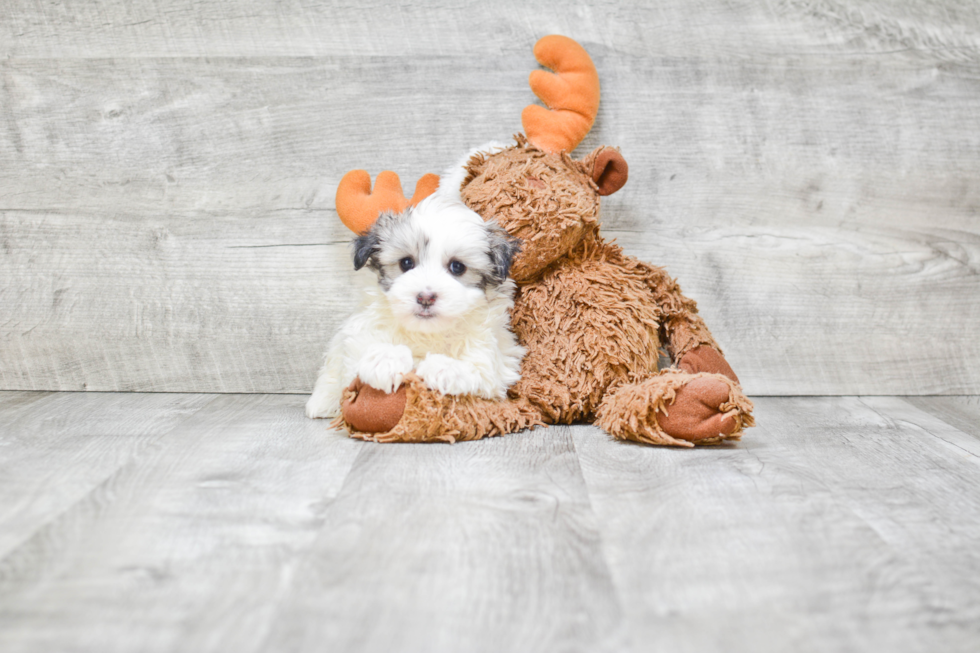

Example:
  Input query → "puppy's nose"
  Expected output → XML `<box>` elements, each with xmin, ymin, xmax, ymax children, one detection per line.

<box><xmin>416</xmin><ymin>292</ymin><xmax>437</xmax><ymax>308</ymax></box>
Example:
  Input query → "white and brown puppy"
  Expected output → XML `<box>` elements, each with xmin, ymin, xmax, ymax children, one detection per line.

<box><xmin>305</xmin><ymin>194</ymin><xmax>524</xmax><ymax>419</ymax></box>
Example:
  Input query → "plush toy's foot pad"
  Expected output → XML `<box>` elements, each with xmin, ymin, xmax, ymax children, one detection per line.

<box><xmin>341</xmin><ymin>378</ymin><xmax>407</xmax><ymax>434</ymax></box>
<box><xmin>678</xmin><ymin>345</ymin><xmax>740</xmax><ymax>384</ymax></box>
<box><xmin>339</xmin><ymin>373</ymin><xmax>544</xmax><ymax>444</ymax></box>
<box><xmin>595</xmin><ymin>371</ymin><xmax>755</xmax><ymax>447</ymax></box>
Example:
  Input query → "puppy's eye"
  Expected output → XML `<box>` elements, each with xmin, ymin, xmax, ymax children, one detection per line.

<box><xmin>448</xmin><ymin>260</ymin><xmax>466</xmax><ymax>276</ymax></box>
<box><xmin>399</xmin><ymin>257</ymin><xmax>415</xmax><ymax>272</ymax></box>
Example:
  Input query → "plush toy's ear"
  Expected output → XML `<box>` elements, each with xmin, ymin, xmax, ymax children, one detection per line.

<box><xmin>522</xmin><ymin>35</ymin><xmax>601</xmax><ymax>154</ymax></box>
<box><xmin>336</xmin><ymin>170</ymin><xmax>439</xmax><ymax>234</ymax></box>
<box><xmin>589</xmin><ymin>147</ymin><xmax>628</xmax><ymax>196</ymax></box>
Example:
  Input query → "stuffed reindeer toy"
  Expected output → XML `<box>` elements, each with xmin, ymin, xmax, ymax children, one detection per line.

<box><xmin>314</xmin><ymin>35</ymin><xmax>755</xmax><ymax>447</ymax></box>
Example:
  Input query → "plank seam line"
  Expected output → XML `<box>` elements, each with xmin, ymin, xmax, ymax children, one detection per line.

<box><xmin>562</xmin><ymin>423</ymin><xmax>636</xmax><ymax>648</ymax></box>
<box><xmin>0</xmin><ymin>394</ymin><xmax>225</xmax><ymax>566</ymax></box>
<box><xmin>859</xmin><ymin>397</ymin><xmax>980</xmax><ymax>461</ymax></box>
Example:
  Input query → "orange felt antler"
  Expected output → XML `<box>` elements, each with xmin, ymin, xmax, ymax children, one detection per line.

<box><xmin>335</xmin><ymin>170</ymin><xmax>440</xmax><ymax>234</ymax></box>
<box><xmin>521</xmin><ymin>35</ymin><xmax>601</xmax><ymax>154</ymax></box>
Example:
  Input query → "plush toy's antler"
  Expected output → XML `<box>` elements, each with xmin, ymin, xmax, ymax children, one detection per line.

<box><xmin>522</xmin><ymin>35</ymin><xmax>601</xmax><ymax>154</ymax></box>
<box><xmin>335</xmin><ymin>170</ymin><xmax>440</xmax><ymax>234</ymax></box>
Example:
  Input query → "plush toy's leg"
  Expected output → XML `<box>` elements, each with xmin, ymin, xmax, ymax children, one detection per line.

<box><xmin>337</xmin><ymin>373</ymin><xmax>544</xmax><ymax>443</ymax></box>
<box><xmin>595</xmin><ymin>371</ymin><xmax>755</xmax><ymax>447</ymax></box>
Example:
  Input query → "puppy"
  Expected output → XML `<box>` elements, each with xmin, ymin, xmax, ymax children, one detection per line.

<box><xmin>305</xmin><ymin>194</ymin><xmax>524</xmax><ymax>420</ymax></box>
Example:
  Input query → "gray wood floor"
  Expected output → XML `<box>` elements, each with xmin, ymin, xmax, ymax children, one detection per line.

<box><xmin>1</xmin><ymin>392</ymin><xmax>978</xmax><ymax>652</ymax></box>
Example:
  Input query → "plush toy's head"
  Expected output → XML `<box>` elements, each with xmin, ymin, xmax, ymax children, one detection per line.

<box><xmin>457</xmin><ymin>35</ymin><xmax>627</xmax><ymax>282</ymax></box>
<box><xmin>335</xmin><ymin>35</ymin><xmax>627</xmax><ymax>283</ymax></box>
<box><xmin>459</xmin><ymin>137</ymin><xmax>626</xmax><ymax>282</ymax></box>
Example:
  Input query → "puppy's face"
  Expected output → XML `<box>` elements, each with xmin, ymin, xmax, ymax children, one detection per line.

<box><xmin>352</xmin><ymin>196</ymin><xmax>520</xmax><ymax>333</ymax></box>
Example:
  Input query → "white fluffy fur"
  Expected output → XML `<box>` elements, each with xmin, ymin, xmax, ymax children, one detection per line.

<box><xmin>435</xmin><ymin>140</ymin><xmax>510</xmax><ymax>203</ymax></box>
<box><xmin>306</xmin><ymin>195</ymin><xmax>524</xmax><ymax>419</ymax></box>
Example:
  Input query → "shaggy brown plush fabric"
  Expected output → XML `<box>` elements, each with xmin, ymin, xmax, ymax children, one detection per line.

<box><xmin>340</xmin><ymin>373</ymin><xmax>544</xmax><ymax>444</ymax></box>
<box><xmin>336</xmin><ymin>136</ymin><xmax>755</xmax><ymax>446</ymax></box>
<box><xmin>461</xmin><ymin>138</ymin><xmax>717</xmax><ymax>411</ymax></box>
<box><xmin>463</xmin><ymin>138</ymin><xmax>752</xmax><ymax>443</ymax></box>
<box><xmin>508</xmin><ymin>236</ymin><xmax>673</xmax><ymax>423</ymax></box>
<box><xmin>596</xmin><ymin>372</ymin><xmax>755</xmax><ymax>447</ymax></box>
<box><xmin>329</xmin><ymin>36</ymin><xmax>754</xmax><ymax>446</ymax></box>
<box><xmin>461</xmin><ymin>136</ymin><xmax>606</xmax><ymax>278</ymax></box>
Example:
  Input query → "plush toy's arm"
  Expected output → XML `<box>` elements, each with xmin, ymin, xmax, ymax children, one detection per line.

<box><xmin>638</xmin><ymin>262</ymin><xmax>740</xmax><ymax>384</ymax></box>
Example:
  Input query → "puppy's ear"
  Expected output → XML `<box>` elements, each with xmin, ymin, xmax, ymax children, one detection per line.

<box><xmin>352</xmin><ymin>228</ymin><xmax>381</xmax><ymax>271</ymax></box>
<box><xmin>486</xmin><ymin>225</ymin><xmax>521</xmax><ymax>284</ymax></box>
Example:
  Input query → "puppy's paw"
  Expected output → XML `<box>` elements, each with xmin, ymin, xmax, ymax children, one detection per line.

<box><xmin>358</xmin><ymin>344</ymin><xmax>414</xmax><ymax>393</ymax></box>
<box><xmin>416</xmin><ymin>354</ymin><xmax>482</xmax><ymax>396</ymax></box>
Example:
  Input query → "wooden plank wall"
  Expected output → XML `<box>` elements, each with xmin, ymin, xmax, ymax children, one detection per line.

<box><xmin>1</xmin><ymin>0</ymin><xmax>978</xmax><ymax>395</ymax></box>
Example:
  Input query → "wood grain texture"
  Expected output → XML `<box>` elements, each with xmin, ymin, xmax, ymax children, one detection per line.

<box><xmin>904</xmin><ymin>396</ymin><xmax>980</xmax><ymax>443</ymax></box>
<box><xmin>0</xmin><ymin>393</ymin><xmax>362</xmax><ymax>653</ymax></box>
<box><xmin>2</xmin><ymin>1</ymin><xmax>979</xmax><ymax>393</ymax></box>
<box><xmin>1</xmin><ymin>1</ymin><xmax>978</xmax><ymax>60</ymax></box>
<box><xmin>882</xmin><ymin>395</ymin><xmax>980</xmax><ymax>459</ymax></box>
<box><xmin>3</xmin><ymin>391</ymin><xmax>980</xmax><ymax>652</ymax></box>
<box><xmin>0</xmin><ymin>209</ymin><xmax>356</xmax><ymax>392</ymax></box>
<box><xmin>262</xmin><ymin>428</ymin><xmax>629</xmax><ymax>653</ymax></box>
<box><xmin>0</xmin><ymin>391</ymin><xmax>213</xmax><ymax>558</ymax></box>
<box><xmin>572</xmin><ymin>396</ymin><xmax>980</xmax><ymax>653</ymax></box>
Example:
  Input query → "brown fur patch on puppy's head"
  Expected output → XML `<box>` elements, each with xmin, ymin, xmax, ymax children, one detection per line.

<box><xmin>460</xmin><ymin>135</ymin><xmax>601</xmax><ymax>282</ymax></box>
